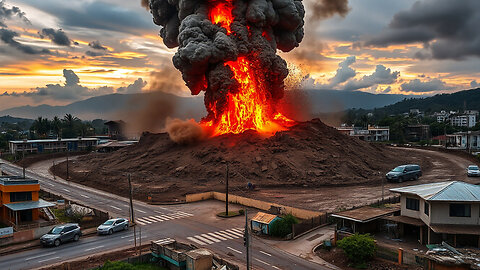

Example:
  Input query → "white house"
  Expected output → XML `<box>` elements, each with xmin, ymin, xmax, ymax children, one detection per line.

<box><xmin>389</xmin><ymin>181</ymin><xmax>480</xmax><ymax>248</ymax></box>
<box><xmin>450</xmin><ymin>114</ymin><xmax>476</xmax><ymax>128</ymax></box>
<box><xmin>336</xmin><ymin>126</ymin><xmax>390</xmax><ymax>142</ymax></box>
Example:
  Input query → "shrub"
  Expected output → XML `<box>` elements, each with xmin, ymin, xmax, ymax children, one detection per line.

<box><xmin>270</xmin><ymin>214</ymin><xmax>298</xmax><ymax>237</ymax></box>
<box><xmin>337</xmin><ymin>233</ymin><xmax>376</xmax><ymax>267</ymax></box>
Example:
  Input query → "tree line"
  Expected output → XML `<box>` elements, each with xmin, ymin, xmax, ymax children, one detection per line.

<box><xmin>29</xmin><ymin>114</ymin><xmax>107</xmax><ymax>139</ymax></box>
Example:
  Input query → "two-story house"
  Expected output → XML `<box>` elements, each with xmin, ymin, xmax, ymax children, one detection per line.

<box><xmin>0</xmin><ymin>176</ymin><xmax>55</xmax><ymax>229</ymax></box>
<box><xmin>389</xmin><ymin>181</ymin><xmax>480</xmax><ymax>248</ymax></box>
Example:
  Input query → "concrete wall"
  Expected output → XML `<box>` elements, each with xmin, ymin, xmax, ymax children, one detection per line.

<box><xmin>0</xmin><ymin>224</ymin><xmax>55</xmax><ymax>246</ymax></box>
<box><xmin>430</xmin><ymin>202</ymin><xmax>480</xmax><ymax>225</ymax></box>
<box><xmin>185</xmin><ymin>192</ymin><xmax>322</xmax><ymax>220</ymax></box>
<box><xmin>400</xmin><ymin>195</ymin><xmax>431</xmax><ymax>225</ymax></box>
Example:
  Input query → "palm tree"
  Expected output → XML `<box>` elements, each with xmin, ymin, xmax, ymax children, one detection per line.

<box><xmin>62</xmin><ymin>114</ymin><xmax>80</xmax><ymax>138</ymax></box>
<box><xmin>31</xmin><ymin>117</ymin><xmax>50</xmax><ymax>138</ymax></box>
<box><xmin>51</xmin><ymin>116</ymin><xmax>62</xmax><ymax>138</ymax></box>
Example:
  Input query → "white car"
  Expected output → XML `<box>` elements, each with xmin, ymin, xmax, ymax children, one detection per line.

<box><xmin>97</xmin><ymin>218</ymin><xmax>129</xmax><ymax>235</ymax></box>
<box><xmin>467</xmin><ymin>165</ymin><xmax>480</xmax><ymax>177</ymax></box>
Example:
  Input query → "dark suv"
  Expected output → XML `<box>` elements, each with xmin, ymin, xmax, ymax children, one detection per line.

<box><xmin>40</xmin><ymin>223</ymin><xmax>82</xmax><ymax>247</ymax></box>
<box><xmin>386</xmin><ymin>164</ymin><xmax>422</xmax><ymax>183</ymax></box>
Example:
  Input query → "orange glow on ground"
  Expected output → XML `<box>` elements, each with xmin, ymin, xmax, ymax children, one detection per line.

<box><xmin>202</xmin><ymin>0</ymin><xmax>295</xmax><ymax>136</ymax></box>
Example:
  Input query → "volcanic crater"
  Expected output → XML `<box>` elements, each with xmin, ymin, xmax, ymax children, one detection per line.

<box><xmin>52</xmin><ymin>119</ymin><xmax>430</xmax><ymax>203</ymax></box>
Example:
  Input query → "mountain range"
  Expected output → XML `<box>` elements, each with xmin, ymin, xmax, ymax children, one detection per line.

<box><xmin>0</xmin><ymin>90</ymin><xmax>413</xmax><ymax>120</ymax></box>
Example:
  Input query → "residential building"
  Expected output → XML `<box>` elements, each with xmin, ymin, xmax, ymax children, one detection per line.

<box><xmin>446</xmin><ymin>131</ymin><xmax>480</xmax><ymax>150</ymax></box>
<box><xmin>336</xmin><ymin>125</ymin><xmax>390</xmax><ymax>142</ymax></box>
<box><xmin>0</xmin><ymin>176</ymin><xmax>55</xmax><ymax>229</ymax></box>
<box><xmin>406</xmin><ymin>125</ymin><xmax>430</xmax><ymax>142</ymax></box>
<box><xmin>433</xmin><ymin>110</ymin><xmax>449</xmax><ymax>123</ymax></box>
<box><xmin>450</xmin><ymin>114</ymin><xmax>476</xmax><ymax>128</ymax></box>
<box><xmin>8</xmin><ymin>138</ymin><xmax>99</xmax><ymax>154</ymax></box>
<box><xmin>389</xmin><ymin>181</ymin><xmax>480</xmax><ymax>247</ymax></box>
<box><xmin>104</xmin><ymin>120</ymin><xmax>126</xmax><ymax>140</ymax></box>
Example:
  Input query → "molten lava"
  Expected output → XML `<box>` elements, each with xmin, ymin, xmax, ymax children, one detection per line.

<box><xmin>204</xmin><ymin>0</ymin><xmax>295</xmax><ymax>136</ymax></box>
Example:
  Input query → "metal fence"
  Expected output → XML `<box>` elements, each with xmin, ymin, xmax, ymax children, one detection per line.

<box><xmin>292</xmin><ymin>213</ymin><xmax>329</xmax><ymax>238</ymax></box>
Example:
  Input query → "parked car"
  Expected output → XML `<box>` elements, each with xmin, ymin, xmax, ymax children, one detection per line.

<box><xmin>467</xmin><ymin>165</ymin><xmax>480</xmax><ymax>177</ymax></box>
<box><xmin>386</xmin><ymin>164</ymin><xmax>422</xmax><ymax>183</ymax></box>
<box><xmin>40</xmin><ymin>223</ymin><xmax>82</xmax><ymax>247</ymax></box>
<box><xmin>97</xmin><ymin>218</ymin><xmax>129</xmax><ymax>235</ymax></box>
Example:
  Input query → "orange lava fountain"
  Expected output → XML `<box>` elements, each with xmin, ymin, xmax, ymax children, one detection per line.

<box><xmin>203</xmin><ymin>0</ymin><xmax>295</xmax><ymax>136</ymax></box>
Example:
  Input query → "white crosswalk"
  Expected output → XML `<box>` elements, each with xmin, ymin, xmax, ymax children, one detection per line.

<box><xmin>187</xmin><ymin>228</ymin><xmax>244</xmax><ymax>246</ymax></box>
<box><xmin>135</xmin><ymin>211</ymin><xmax>193</xmax><ymax>225</ymax></box>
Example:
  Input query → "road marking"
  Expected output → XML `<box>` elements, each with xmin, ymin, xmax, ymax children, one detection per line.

<box><xmin>45</xmin><ymin>182</ymin><xmax>55</xmax><ymax>186</ymax></box>
<box><xmin>153</xmin><ymin>215</ymin><xmax>169</xmax><ymax>221</ymax></box>
<box><xmin>80</xmin><ymin>194</ymin><xmax>90</xmax><ymax>198</ymax></box>
<box><xmin>225</xmin><ymin>229</ymin><xmax>243</xmax><ymax>237</ymax></box>
<box><xmin>140</xmin><ymin>217</ymin><xmax>157</xmax><ymax>223</ymax></box>
<box><xmin>187</xmin><ymin>236</ymin><xmax>207</xmax><ymax>246</ymax></box>
<box><xmin>272</xmin><ymin>266</ymin><xmax>280</xmax><ymax>269</ymax></box>
<box><xmin>25</xmin><ymin>252</ymin><xmax>56</xmax><ymax>261</ymax></box>
<box><xmin>193</xmin><ymin>235</ymin><xmax>214</xmax><ymax>245</ymax></box>
<box><xmin>62</xmin><ymin>188</ymin><xmax>70</xmax><ymax>192</ymax></box>
<box><xmin>154</xmin><ymin>210</ymin><xmax>164</xmax><ymax>214</ymax></box>
<box><xmin>259</xmin><ymin>251</ymin><xmax>272</xmax><ymax>257</ymax></box>
<box><xmin>216</xmin><ymin>231</ymin><xmax>234</xmax><ymax>239</ymax></box>
<box><xmin>255</xmin><ymin>258</ymin><xmax>270</xmax><ymax>266</ymax></box>
<box><xmin>201</xmin><ymin>234</ymin><xmax>221</xmax><ymax>243</ymax></box>
<box><xmin>38</xmin><ymin>256</ymin><xmax>60</xmax><ymax>263</ymax></box>
<box><xmin>85</xmin><ymin>245</ymin><xmax>104</xmax><ymax>251</ymax></box>
<box><xmin>110</xmin><ymin>206</ymin><xmax>122</xmax><ymax>211</ymax></box>
<box><xmin>146</xmin><ymin>216</ymin><xmax>163</xmax><ymax>222</ymax></box>
<box><xmin>207</xmin><ymin>232</ymin><xmax>226</xmax><ymax>241</ymax></box>
<box><xmin>136</xmin><ymin>209</ymin><xmax>147</xmax><ymax>214</ymax></box>
<box><xmin>121</xmin><ymin>235</ymin><xmax>131</xmax><ymax>239</ymax></box>
<box><xmin>135</xmin><ymin>220</ymin><xmax>146</xmax><ymax>225</ymax></box>
<box><xmin>136</xmin><ymin>218</ymin><xmax>152</xmax><ymax>224</ymax></box>
<box><xmin>219</xmin><ymin>230</ymin><xmax>238</xmax><ymax>239</ymax></box>
<box><xmin>227</xmin><ymin>246</ymin><xmax>242</xmax><ymax>254</ymax></box>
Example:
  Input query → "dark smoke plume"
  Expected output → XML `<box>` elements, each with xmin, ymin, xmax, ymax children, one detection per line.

<box><xmin>310</xmin><ymin>0</ymin><xmax>349</xmax><ymax>20</ymax></box>
<box><xmin>148</xmin><ymin>0</ymin><xmax>305</xmax><ymax>123</ymax></box>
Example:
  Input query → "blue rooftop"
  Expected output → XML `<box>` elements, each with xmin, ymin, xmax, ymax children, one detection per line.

<box><xmin>390</xmin><ymin>181</ymin><xmax>480</xmax><ymax>202</ymax></box>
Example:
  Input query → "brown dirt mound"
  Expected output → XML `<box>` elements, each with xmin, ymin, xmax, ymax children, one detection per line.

<box><xmin>52</xmin><ymin>119</ymin><xmax>428</xmax><ymax>202</ymax></box>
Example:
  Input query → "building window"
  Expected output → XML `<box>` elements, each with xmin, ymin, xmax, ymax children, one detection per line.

<box><xmin>10</xmin><ymin>192</ymin><xmax>32</xmax><ymax>202</ymax></box>
<box><xmin>406</xmin><ymin>198</ymin><xmax>419</xmax><ymax>211</ymax></box>
<box><xmin>449</xmin><ymin>204</ymin><xmax>471</xmax><ymax>217</ymax></box>
<box><xmin>424</xmin><ymin>202</ymin><xmax>429</xmax><ymax>216</ymax></box>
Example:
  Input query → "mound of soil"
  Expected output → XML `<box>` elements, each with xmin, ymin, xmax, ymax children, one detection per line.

<box><xmin>52</xmin><ymin>119</ymin><xmax>428</xmax><ymax>202</ymax></box>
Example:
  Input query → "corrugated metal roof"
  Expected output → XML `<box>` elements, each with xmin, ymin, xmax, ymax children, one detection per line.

<box><xmin>9</xmin><ymin>138</ymin><xmax>99</xmax><ymax>143</ymax></box>
<box><xmin>251</xmin><ymin>212</ymin><xmax>277</xmax><ymax>224</ymax></box>
<box><xmin>4</xmin><ymin>199</ymin><xmax>55</xmax><ymax>211</ymax></box>
<box><xmin>390</xmin><ymin>181</ymin><xmax>480</xmax><ymax>202</ymax></box>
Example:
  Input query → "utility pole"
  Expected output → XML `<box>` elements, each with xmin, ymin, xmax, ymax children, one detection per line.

<box><xmin>22</xmin><ymin>148</ymin><xmax>25</xmax><ymax>179</ymax></box>
<box><xmin>128</xmin><ymin>174</ymin><xmax>137</xmax><ymax>254</ymax></box>
<box><xmin>225</xmin><ymin>161</ymin><xmax>229</xmax><ymax>215</ymax></box>
<box><xmin>381</xmin><ymin>176</ymin><xmax>384</xmax><ymax>202</ymax></box>
<box><xmin>244</xmin><ymin>208</ymin><xmax>250</xmax><ymax>270</ymax></box>
<box><xmin>66</xmin><ymin>149</ymin><xmax>69</xmax><ymax>181</ymax></box>
<box><xmin>52</xmin><ymin>160</ymin><xmax>56</xmax><ymax>180</ymax></box>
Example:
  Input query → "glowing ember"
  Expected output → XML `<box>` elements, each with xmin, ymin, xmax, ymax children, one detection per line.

<box><xmin>204</xmin><ymin>0</ymin><xmax>295</xmax><ymax>136</ymax></box>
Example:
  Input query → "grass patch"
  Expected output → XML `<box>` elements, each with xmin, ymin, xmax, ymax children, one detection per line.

<box><xmin>99</xmin><ymin>261</ymin><xmax>166</xmax><ymax>270</ymax></box>
<box><xmin>216</xmin><ymin>210</ymin><xmax>244</xmax><ymax>218</ymax></box>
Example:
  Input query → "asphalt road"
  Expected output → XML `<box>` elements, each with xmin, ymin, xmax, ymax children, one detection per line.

<box><xmin>0</xmin><ymin>159</ymin><xmax>325</xmax><ymax>270</ymax></box>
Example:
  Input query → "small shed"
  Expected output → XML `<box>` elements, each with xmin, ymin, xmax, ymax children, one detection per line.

<box><xmin>251</xmin><ymin>212</ymin><xmax>279</xmax><ymax>235</ymax></box>
<box><xmin>331</xmin><ymin>206</ymin><xmax>400</xmax><ymax>234</ymax></box>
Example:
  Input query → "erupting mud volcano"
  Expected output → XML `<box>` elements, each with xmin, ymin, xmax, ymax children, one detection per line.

<box><xmin>149</xmin><ymin>0</ymin><xmax>305</xmax><ymax>135</ymax></box>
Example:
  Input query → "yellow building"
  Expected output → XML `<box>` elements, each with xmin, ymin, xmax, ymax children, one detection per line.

<box><xmin>0</xmin><ymin>176</ymin><xmax>54</xmax><ymax>228</ymax></box>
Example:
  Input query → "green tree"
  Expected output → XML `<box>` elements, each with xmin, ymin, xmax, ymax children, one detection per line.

<box><xmin>270</xmin><ymin>214</ymin><xmax>299</xmax><ymax>237</ymax></box>
<box><xmin>30</xmin><ymin>117</ymin><xmax>50</xmax><ymax>138</ymax></box>
<box><xmin>337</xmin><ymin>233</ymin><xmax>377</xmax><ymax>267</ymax></box>
<box><xmin>62</xmin><ymin>114</ymin><xmax>80</xmax><ymax>138</ymax></box>
<box><xmin>51</xmin><ymin>116</ymin><xmax>62</xmax><ymax>138</ymax></box>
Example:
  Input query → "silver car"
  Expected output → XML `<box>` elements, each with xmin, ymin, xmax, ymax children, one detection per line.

<box><xmin>40</xmin><ymin>223</ymin><xmax>82</xmax><ymax>247</ymax></box>
<box><xmin>97</xmin><ymin>218</ymin><xmax>129</xmax><ymax>235</ymax></box>
<box><xmin>467</xmin><ymin>165</ymin><xmax>480</xmax><ymax>177</ymax></box>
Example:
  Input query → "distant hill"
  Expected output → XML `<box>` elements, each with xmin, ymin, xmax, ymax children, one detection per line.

<box><xmin>372</xmin><ymin>88</ymin><xmax>480</xmax><ymax>116</ymax></box>
<box><xmin>0</xmin><ymin>115</ymin><xmax>33</xmax><ymax>124</ymax></box>
<box><xmin>0</xmin><ymin>90</ymin><xmax>415</xmax><ymax>120</ymax></box>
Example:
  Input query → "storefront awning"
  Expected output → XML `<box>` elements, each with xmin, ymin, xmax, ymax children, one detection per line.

<box><xmin>4</xmin><ymin>199</ymin><xmax>55</xmax><ymax>211</ymax></box>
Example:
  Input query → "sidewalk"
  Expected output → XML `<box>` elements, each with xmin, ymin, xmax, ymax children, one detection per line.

<box><xmin>0</xmin><ymin>227</ymin><xmax>97</xmax><ymax>256</ymax></box>
<box><xmin>259</xmin><ymin>225</ymin><xmax>342</xmax><ymax>270</ymax></box>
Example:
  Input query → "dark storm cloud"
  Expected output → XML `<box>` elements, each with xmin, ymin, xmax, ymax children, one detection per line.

<box><xmin>400</xmin><ymin>78</ymin><xmax>447</xmax><ymax>93</ymax></box>
<box><xmin>39</xmin><ymin>28</ymin><xmax>73</xmax><ymax>46</ymax></box>
<box><xmin>85</xmin><ymin>50</ymin><xmax>106</xmax><ymax>57</ymax></box>
<box><xmin>343</xmin><ymin>64</ymin><xmax>400</xmax><ymax>91</ymax></box>
<box><xmin>88</xmin><ymin>40</ymin><xmax>107</xmax><ymax>50</ymax></box>
<box><xmin>23</xmin><ymin>0</ymin><xmax>154</xmax><ymax>34</ymax></box>
<box><xmin>365</xmin><ymin>0</ymin><xmax>480</xmax><ymax>60</ymax></box>
<box><xmin>0</xmin><ymin>28</ymin><xmax>50</xmax><ymax>54</ymax></box>
<box><xmin>0</xmin><ymin>0</ymin><xmax>30</xmax><ymax>27</ymax></box>
<box><xmin>310</xmin><ymin>0</ymin><xmax>350</xmax><ymax>20</ymax></box>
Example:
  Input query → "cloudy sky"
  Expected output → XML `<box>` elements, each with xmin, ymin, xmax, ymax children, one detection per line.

<box><xmin>0</xmin><ymin>0</ymin><xmax>479</xmax><ymax>110</ymax></box>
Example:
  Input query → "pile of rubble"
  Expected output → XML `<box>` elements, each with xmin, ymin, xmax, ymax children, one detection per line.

<box><xmin>426</xmin><ymin>242</ymin><xmax>480</xmax><ymax>269</ymax></box>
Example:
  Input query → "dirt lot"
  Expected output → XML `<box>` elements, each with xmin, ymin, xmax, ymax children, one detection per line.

<box><xmin>316</xmin><ymin>247</ymin><xmax>422</xmax><ymax>270</ymax></box>
<box><xmin>49</xmin><ymin>119</ymin><xmax>432</xmax><ymax>203</ymax></box>
<box><xmin>43</xmin><ymin>119</ymin><xmax>480</xmax><ymax>213</ymax></box>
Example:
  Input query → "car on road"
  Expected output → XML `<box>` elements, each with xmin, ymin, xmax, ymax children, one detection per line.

<box><xmin>97</xmin><ymin>218</ymin><xmax>129</xmax><ymax>235</ymax></box>
<box><xmin>386</xmin><ymin>164</ymin><xmax>422</xmax><ymax>183</ymax></box>
<box><xmin>467</xmin><ymin>165</ymin><xmax>480</xmax><ymax>177</ymax></box>
<box><xmin>40</xmin><ymin>223</ymin><xmax>82</xmax><ymax>247</ymax></box>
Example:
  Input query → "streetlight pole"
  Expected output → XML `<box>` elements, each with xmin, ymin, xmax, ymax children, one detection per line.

<box><xmin>245</xmin><ymin>208</ymin><xmax>250</xmax><ymax>270</ymax></box>
<box><xmin>128</xmin><ymin>174</ymin><xmax>137</xmax><ymax>254</ymax></box>
<box><xmin>225</xmin><ymin>161</ymin><xmax>229</xmax><ymax>215</ymax></box>
<box><xmin>66</xmin><ymin>149</ymin><xmax>69</xmax><ymax>181</ymax></box>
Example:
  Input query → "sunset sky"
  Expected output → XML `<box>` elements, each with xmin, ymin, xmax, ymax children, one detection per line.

<box><xmin>0</xmin><ymin>0</ymin><xmax>479</xmax><ymax>110</ymax></box>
